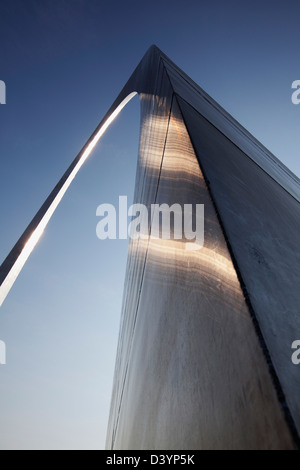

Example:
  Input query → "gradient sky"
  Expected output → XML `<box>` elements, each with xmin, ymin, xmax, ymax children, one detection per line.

<box><xmin>0</xmin><ymin>0</ymin><xmax>300</xmax><ymax>450</ymax></box>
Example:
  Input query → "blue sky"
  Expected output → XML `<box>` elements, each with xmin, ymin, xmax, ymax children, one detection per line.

<box><xmin>0</xmin><ymin>0</ymin><xmax>300</xmax><ymax>449</ymax></box>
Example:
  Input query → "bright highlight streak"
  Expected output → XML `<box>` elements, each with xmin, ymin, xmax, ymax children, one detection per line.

<box><xmin>0</xmin><ymin>92</ymin><xmax>137</xmax><ymax>307</ymax></box>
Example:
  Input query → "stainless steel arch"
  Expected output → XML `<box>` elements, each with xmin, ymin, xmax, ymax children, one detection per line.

<box><xmin>1</xmin><ymin>45</ymin><xmax>300</xmax><ymax>450</ymax></box>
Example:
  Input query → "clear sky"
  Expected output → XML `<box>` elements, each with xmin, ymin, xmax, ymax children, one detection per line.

<box><xmin>0</xmin><ymin>0</ymin><xmax>300</xmax><ymax>450</ymax></box>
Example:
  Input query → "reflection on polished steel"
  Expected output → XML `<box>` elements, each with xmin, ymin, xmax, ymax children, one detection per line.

<box><xmin>1</xmin><ymin>46</ymin><xmax>300</xmax><ymax>449</ymax></box>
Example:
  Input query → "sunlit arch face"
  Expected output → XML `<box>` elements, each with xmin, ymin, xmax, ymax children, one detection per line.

<box><xmin>0</xmin><ymin>92</ymin><xmax>138</xmax><ymax>307</ymax></box>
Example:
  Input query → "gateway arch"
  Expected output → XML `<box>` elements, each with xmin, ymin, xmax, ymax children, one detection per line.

<box><xmin>0</xmin><ymin>46</ymin><xmax>299</xmax><ymax>449</ymax></box>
